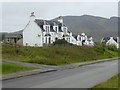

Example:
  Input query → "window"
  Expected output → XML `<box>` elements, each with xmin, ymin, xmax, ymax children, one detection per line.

<box><xmin>47</xmin><ymin>26</ymin><xmax>49</xmax><ymax>32</ymax></box>
<box><xmin>17</xmin><ymin>38</ymin><xmax>20</xmax><ymax>40</ymax></box>
<box><xmin>38</xmin><ymin>34</ymin><xmax>41</xmax><ymax>37</ymax></box>
<box><xmin>55</xmin><ymin>27</ymin><xmax>58</xmax><ymax>33</ymax></box>
<box><xmin>45</xmin><ymin>26</ymin><xmax>47</xmax><ymax>31</ymax></box>
<box><xmin>55</xmin><ymin>37</ymin><xmax>58</xmax><ymax>41</ymax></box>
<box><xmin>63</xmin><ymin>27</ymin><xmax>67</xmax><ymax>34</ymax></box>
<box><xmin>7</xmin><ymin>38</ymin><xmax>10</xmax><ymax>42</ymax></box>
<box><xmin>51</xmin><ymin>40</ymin><xmax>53</xmax><ymax>43</ymax></box>
<box><xmin>79</xmin><ymin>37</ymin><xmax>81</xmax><ymax>41</ymax></box>
<box><xmin>45</xmin><ymin>25</ymin><xmax>50</xmax><ymax>33</ymax></box>
<box><xmin>49</xmin><ymin>37</ymin><xmax>51</xmax><ymax>44</ymax></box>
<box><xmin>35</xmin><ymin>44</ymin><xmax>37</xmax><ymax>47</ymax></box>
<box><xmin>46</xmin><ymin>37</ymin><xmax>47</xmax><ymax>44</ymax></box>
<box><xmin>66</xmin><ymin>38</ymin><xmax>70</xmax><ymax>42</ymax></box>
<box><xmin>67</xmin><ymin>38</ymin><xmax>69</xmax><ymax>42</ymax></box>
<box><xmin>68</xmin><ymin>38</ymin><xmax>70</xmax><ymax>42</ymax></box>
<box><xmin>42</xmin><ymin>38</ymin><xmax>44</xmax><ymax>43</ymax></box>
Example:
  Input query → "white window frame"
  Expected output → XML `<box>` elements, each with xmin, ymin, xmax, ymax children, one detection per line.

<box><xmin>62</xmin><ymin>27</ymin><xmax>67</xmax><ymax>34</ymax></box>
<box><xmin>44</xmin><ymin>25</ymin><xmax>50</xmax><ymax>33</ymax></box>
<box><xmin>53</xmin><ymin>26</ymin><xmax>58</xmax><ymax>33</ymax></box>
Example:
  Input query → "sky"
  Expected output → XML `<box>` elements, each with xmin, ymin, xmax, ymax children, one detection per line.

<box><xmin>0</xmin><ymin>1</ymin><xmax>119</xmax><ymax>32</ymax></box>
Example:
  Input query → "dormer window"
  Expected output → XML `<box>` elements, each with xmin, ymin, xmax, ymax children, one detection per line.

<box><xmin>44</xmin><ymin>25</ymin><xmax>50</xmax><ymax>33</ymax></box>
<box><xmin>62</xmin><ymin>27</ymin><xmax>67</xmax><ymax>34</ymax></box>
<box><xmin>53</xmin><ymin>26</ymin><xmax>58</xmax><ymax>33</ymax></box>
<box><xmin>46</xmin><ymin>26</ymin><xmax>49</xmax><ymax>32</ymax></box>
<box><xmin>55</xmin><ymin>27</ymin><xmax>57</xmax><ymax>32</ymax></box>
<box><xmin>38</xmin><ymin>34</ymin><xmax>41</xmax><ymax>37</ymax></box>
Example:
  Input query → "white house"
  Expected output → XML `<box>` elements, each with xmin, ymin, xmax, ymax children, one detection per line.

<box><xmin>101</xmin><ymin>37</ymin><xmax>119</xmax><ymax>48</ymax></box>
<box><xmin>22</xmin><ymin>12</ymin><xmax>94</xmax><ymax>47</ymax></box>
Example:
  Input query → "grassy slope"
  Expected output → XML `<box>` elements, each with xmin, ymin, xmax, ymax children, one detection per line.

<box><xmin>0</xmin><ymin>63</ymin><xmax>1</xmax><ymax>74</ymax></box>
<box><xmin>0</xmin><ymin>62</ymin><xmax>35</xmax><ymax>74</ymax></box>
<box><xmin>2</xmin><ymin>44</ymin><xmax>119</xmax><ymax>65</ymax></box>
<box><xmin>92</xmin><ymin>74</ymin><xmax>120</xmax><ymax>89</ymax></box>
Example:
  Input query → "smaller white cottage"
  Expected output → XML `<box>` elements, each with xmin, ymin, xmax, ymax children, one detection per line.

<box><xmin>101</xmin><ymin>37</ymin><xmax>119</xmax><ymax>48</ymax></box>
<box><xmin>72</xmin><ymin>33</ymin><xmax>94</xmax><ymax>46</ymax></box>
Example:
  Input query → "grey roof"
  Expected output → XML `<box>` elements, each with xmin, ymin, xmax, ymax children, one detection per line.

<box><xmin>5</xmin><ymin>30</ymin><xmax>23</xmax><ymax>38</ymax></box>
<box><xmin>35</xmin><ymin>19</ymin><xmax>67</xmax><ymax>32</ymax></box>
<box><xmin>52</xmin><ymin>21</ymin><xmax>66</xmax><ymax>27</ymax></box>
<box><xmin>68</xmin><ymin>30</ymin><xmax>70</xmax><ymax>33</ymax></box>
<box><xmin>114</xmin><ymin>38</ymin><xmax>118</xmax><ymax>42</ymax></box>
<box><xmin>35</xmin><ymin>19</ymin><xmax>46</xmax><ymax>31</ymax></box>
<box><xmin>72</xmin><ymin>34</ymin><xmax>78</xmax><ymax>40</ymax></box>
<box><xmin>87</xmin><ymin>36</ymin><xmax>92</xmax><ymax>38</ymax></box>
<box><xmin>102</xmin><ymin>37</ymin><xmax>118</xmax><ymax>43</ymax></box>
<box><xmin>12</xmin><ymin>30</ymin><xmax>23</xmax><ymax>34</ymax></box>
<box><xmin>102</xmin><ymin>37</ymin><xmax>110</xmax><ymax>43</ymax></box>
<box><xmin>5</xmin><ymin>18</ymin><xmax>69</xmax><ymax>38</ymax></box>
<box><xmin>5</xmin><ymin>33</ymin><xmax>18</xmax><ymax>38</ymax></box>
<box><xmin>63</xmin><ymin>34</ymin><xmax>70</xmax><ymax>37</ymax></box>
<box><xmin>39</xmin><ymin>25</ymin><xmax>45</xmax><ymax>31</ymax></box>
<box><xmin>35</xmin><ymin>19</ymin><xmax>55</xmax><ymax>32</ymax></box>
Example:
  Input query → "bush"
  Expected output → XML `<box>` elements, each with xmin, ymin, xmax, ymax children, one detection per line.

<box><xmin>53</xmin><ymin>39</ymin><xmax>68</xmax><ymax>45</ymax></box>
<box><xmin>106</xmin><ymin>45</ymin><xmax>117</xmax><ymax>51</ymax></box>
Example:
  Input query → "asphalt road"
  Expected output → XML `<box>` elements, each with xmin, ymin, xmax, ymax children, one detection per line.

<box><xmin>2</xmin><ymin>59</ymin><xmax>119</xmax><ymax>88</ymax></box>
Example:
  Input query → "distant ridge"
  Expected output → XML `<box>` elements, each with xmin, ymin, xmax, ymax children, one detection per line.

<box><xmin>2</xmin><ymin>15</ymin><xmax>119</xmax><ymax>42</ymax></box>
<box><xmin>53</xmin><ymin>15</ymin><xmax>119</xmax><ymax>41</ymax></box>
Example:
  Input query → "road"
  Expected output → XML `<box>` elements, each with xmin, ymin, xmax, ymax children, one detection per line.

<box><xmin>2</xmin><ymin>59</ymin><xmax>119</xmax><ymax>88</ymax></box>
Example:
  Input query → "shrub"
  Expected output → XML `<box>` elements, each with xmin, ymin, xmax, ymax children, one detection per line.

<box><xmin>106</xmin><ymin>45</ymin><xmax>117</xmax><ymax>51</ymax></box>
<box><xmin>53</xmin><ymin>39</ymin><xmax>68</xmax><ymax>45</ymax></box>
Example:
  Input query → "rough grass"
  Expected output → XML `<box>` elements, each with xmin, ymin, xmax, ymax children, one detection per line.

<box><xmin>2</xmin><ymin>44</ymin><xmax>119</xmax><ymax>65</ymax></box>
<box><xmin>1</xmin><ymin>62</ymin><xmax>35</xmax><ymax>74</ymax></box>
<box><xmin>0</xmin><ymin>63</ymin><xmax>2</xmax><ymax>74</ymax></box>
<box><xmin>91</xmin><ymin>74</ymin><xmax>120</xmax><ymax>89</ymax></box>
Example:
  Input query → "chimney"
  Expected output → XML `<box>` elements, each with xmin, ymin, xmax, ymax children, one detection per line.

<box><xmin>58</xmin><ymin>16</ymin><xmax>63</xmax><ymax>26</ymax></box>
<box><xmin>81</xmin><ymin>32</ymin><xmax>85</xmax><ymax>36</ymax></box>
<box><xmin>30</xmin><ymin>12</ymin><xmax>35</xmax><ymax>22</ymax></box>
<box><xmin>110</xmin><ymin>37</ymin><xmax>113</xmax><ymax>39</ymax></box>
<box><xmin>44</xmin><ymin>20</ymin><xmax>46</xmax><ymax>25</ymax></box>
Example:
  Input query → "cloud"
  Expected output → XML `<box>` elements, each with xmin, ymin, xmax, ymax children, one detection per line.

<box><xmin>2</xmin><ymin>2</ymin><xmax>118</xmax><ymax>32</ymax></box>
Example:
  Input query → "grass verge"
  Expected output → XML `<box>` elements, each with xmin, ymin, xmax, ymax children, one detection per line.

<box><xmin>0</xmin><ymin>62</ymin><xmax>35</xmax><ymax>75</ymax></box>
<box><xmin>0</xmin><ymin>63</ymin><xmax>1</xmax><ymax>74</ymax></box>
<box><xmin>2</xmin><ymin>44</ymin><xmax>119</xmax><ymax>65</ymax></box>
<box><xmin>91</xmin><ymin>74</ymin><xmax>120</xmax><ymax>89</ymax></box>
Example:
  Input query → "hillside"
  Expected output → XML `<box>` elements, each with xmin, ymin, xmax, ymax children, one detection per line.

<box><xmin>53</xmin><ymin>15</ymin><xmax>119</xmax><ymax>42</ymax></box>
<box><xmin>2</xmin><ymin>44</ymin><xmax>119</xmax><ymax>65</ymax></box>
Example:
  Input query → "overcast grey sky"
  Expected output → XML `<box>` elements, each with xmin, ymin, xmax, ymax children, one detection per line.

<box><xmin>1</xmin><ymin>2</ymin><xmax>118</xmax><ymax>32</ymax></box>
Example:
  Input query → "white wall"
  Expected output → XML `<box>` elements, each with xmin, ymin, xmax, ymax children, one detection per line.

<box><xmin>23</xmin><ymin>21</ymin><xmax>43</xmax><ymax>47</ymax></box>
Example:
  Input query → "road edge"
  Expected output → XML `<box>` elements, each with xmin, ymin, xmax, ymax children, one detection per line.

<box><xmin>1</xmin><ymin>57</ymin><xmax>119</xmax><ymax>81</ymax></box>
